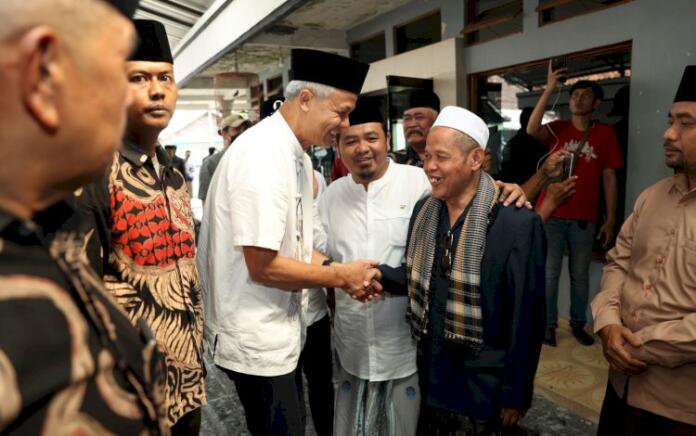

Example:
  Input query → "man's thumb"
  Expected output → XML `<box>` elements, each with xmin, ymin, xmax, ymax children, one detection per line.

<box><xmin>623</xmin><ymin>329</ymin><xmax>643</xmax><ymax>347</ymax></box>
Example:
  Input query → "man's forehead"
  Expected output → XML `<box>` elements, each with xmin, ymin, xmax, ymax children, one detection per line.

<box><xmin>341</xmin><ymin>122</ymin><xmax>382</xmax><ymax>135</ymax></box>
<box><xmin>670</xmin><ymin>102</ymin><xmax>696</xmax><ymax>118</ymax></box>
<box><xmin>126</xmin><ymin>60</ymin><xmax>174</xmax><ymax>74</ymax></box>
<box><xmin>404</xmin><ymin>107</ymin><xmax>433</xmax><ymax>116</ymax></box>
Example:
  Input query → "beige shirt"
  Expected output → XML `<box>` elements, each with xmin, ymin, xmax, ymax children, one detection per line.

<box><xmin>592</xmin><ymin>174</ymin><xmax>696</xmax><ymax>425</ymax></box>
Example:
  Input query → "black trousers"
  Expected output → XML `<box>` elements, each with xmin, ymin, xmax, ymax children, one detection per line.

<box><xmin>298</xmin><ymin>315</ymin><xmax>334</xmax><ymax>436</ymax></box>
<box><xmin>220</xmin><ymin>366</ymin><xmax>306</xmax><ymax>436</ymax></box>
<box><xmin>171</xmin><ymin>408</ymin><xmax>201</xmax><ymax>436</ymax></box>
<box><xmin>598</xmin><ymin>382</ymin><xmax>696</xmax><ymax>436</ymax></box>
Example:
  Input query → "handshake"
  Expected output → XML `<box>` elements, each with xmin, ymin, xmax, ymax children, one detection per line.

<box><xmin>331</xmin><ymin>259</ymin><xmax>383</xmax><ymax>302</ymax></box>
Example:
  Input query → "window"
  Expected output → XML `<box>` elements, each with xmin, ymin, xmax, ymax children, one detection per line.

<box><xmin>350</xmin><ymin>33</ymin><xmax>386</xmax><ymax>64</ymax></box>
<box><xmin>537</xmin><ymin>0</ymin><xmax>633</xmax><ymax>26</ymax></box>
<box><xmin>463</xmin><ymin>0</ymin><xmax>523</xmax><ymax>46</ymax></box>
<box><xmin>394</xmin><ymin>10</ymin><xmax>441</xmax><ymax>55</ymax></box>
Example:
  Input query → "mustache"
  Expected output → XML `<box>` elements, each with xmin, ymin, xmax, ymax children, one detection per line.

<box><xmin>664</xmin><ymin>142</ymin><xmax>681</xmax><ymax>152</ymax></box>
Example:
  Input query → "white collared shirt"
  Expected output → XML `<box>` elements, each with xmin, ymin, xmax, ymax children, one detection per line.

<box><xmin>306</xmin><ymin>170</ymin><xmax>329</xmax><ymax>328</ymax></box>
<box><xmin>319</xmin><ymin>160</ymin><xmax>431</xmax><ymax>381</ymax></box>
<box><xmin>197</xmin><ymin>112</ymin><xmax>314</xmax><ymax>377</ymax></box>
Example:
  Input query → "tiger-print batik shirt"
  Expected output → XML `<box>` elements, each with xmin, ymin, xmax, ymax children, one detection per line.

<box><xmin>73</xmin><ymin>141</ymin><xmax>206</xmax><ymax>426</ymax></box>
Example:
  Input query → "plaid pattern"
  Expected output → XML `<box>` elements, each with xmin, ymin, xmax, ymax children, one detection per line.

<box><xmin>405</xmin><ymin>172</ymin><xmax>500</xmax><ymax>350</ymax></box>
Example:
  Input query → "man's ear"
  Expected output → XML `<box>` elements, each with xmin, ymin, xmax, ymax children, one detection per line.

<box><xmin>20</xmin><ymin>26</ymin><xmax>64</xmax><ymax>133</ymax></box>
<box><xmin>298</xmin><ymin>88</ymin><xmax>314</xmax><ymax>113</ymax></box>
<box><xmin>469</xmin><ymin>147</ymin><xmax>484</xmax><ymax>170</ymax></box>
<box><xmin>385</xmin><ymin>132</ymin><xmax>392</xmax><ymax>152</ymax></box>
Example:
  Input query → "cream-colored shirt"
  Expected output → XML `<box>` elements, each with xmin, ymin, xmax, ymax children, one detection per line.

<box><xmin>592</xmin><ymin>174</ymin><xmax>696</xmax><ymax>425</ymax></box>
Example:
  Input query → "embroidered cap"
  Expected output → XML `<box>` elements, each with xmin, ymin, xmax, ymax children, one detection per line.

<box><xmin>432</xmin><ymin>106</ymin><xmax>489</xmax><ymax>150</ymax></box>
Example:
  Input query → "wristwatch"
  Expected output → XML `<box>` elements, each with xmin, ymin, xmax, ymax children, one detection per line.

<box><xmin>322</xmin><ymin>257</ymin><xmax>334</xmax><ymax>267</ymax></box>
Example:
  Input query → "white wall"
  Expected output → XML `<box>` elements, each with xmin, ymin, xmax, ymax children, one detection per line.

<box><xmin>360</xmin><ymin>38</ymin><xmax>463</xmax><ymax>106</ymax></box>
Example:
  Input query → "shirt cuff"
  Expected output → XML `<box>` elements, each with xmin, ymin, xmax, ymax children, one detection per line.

<box><xmin>593</xmin><ymin>308</ymin><xmax>623</xmax><ymax>334</ymax></box>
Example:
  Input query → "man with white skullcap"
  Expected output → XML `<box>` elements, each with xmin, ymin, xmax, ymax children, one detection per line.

<box><xmin>377</xmin><ymin>106</ymin><xmax>547</xmax><ymax>433</ymax></box>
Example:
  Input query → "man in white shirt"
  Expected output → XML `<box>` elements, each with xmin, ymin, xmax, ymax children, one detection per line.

<box><xmin>197</xmin><ymin>49</ymin><xmax>377</xmax><ymax>436</ymax></box>
<box><xmin>296</xmin><ymin>169</ymin><xmax>334</xmax><ymax>436</ymax></box>
<box><xmin>320</xmin><ymin>98</ymin><xmax>431</xmax><ymax>436</ymax></box>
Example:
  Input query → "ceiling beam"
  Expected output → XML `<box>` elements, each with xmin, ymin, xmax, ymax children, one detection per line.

<box><xmin>173</xmin><ymin>0</ymin><xmax>305</xmax><ymax>86</ymax></box>
<box><xmin>247</xmin><ymin>28</ymin><xmax>348</xmax><ymax>51</ymax></box>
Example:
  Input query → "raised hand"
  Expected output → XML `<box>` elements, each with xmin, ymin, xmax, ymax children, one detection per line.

<box><xmin>546</xmin><ymin>59</ymin><xmax>567</xmax><ymax>92</ymax></box>
<box><xmin>542</xmin><ymin>150</ymin><xmax>569</xmax><ymax>179</ymax></box>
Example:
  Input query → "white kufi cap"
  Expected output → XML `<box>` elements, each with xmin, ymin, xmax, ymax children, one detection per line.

<box><xmin>432</xmin><ymin>106</ymin><xmax>489</xmax><ymax>149</ymax></box>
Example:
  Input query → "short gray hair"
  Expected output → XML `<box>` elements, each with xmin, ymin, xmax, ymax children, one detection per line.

<box><xmin>452</xmin><ymin>131</ymin><xmax>480</xmax><ymax>154</ymax></box>
<box><xmin>433</xmin><ymin>126</ymin><xmax>479</xmax><ymax>155</ymax></box>
<box><xmin>284</xmin><ymin>80</ymin><xmax>337</xmax><ymax>101</ymax></box>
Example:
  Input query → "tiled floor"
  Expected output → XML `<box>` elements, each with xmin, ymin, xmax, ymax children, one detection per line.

<box><xmin>534</xmin><ymin>320</ymin><xmax>608</xmax><ymax>423</ymax></box>
<box><xmin>201</xmin><ymin>320</ymin><xmax>606</xmax><ymax>435</ymax></box>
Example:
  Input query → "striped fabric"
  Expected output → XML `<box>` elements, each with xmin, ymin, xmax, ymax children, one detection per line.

<box><xmin>405</xmin><ymin>171</ymin><xmax>500</xmax><ymax>351</ymax></box>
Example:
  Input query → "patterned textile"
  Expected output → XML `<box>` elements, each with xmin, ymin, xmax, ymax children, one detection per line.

<box><xmin>0</xmin><ymin>206</ymin><xmax>167</xmax><ymax>434</ymax></box>
<box><xmin>74</xmin><ymin>141</ymin><xmax>206</xmax><ymax>426</ymax></box>
<box><xmin>405</xmin><ymin>172</ymin><xmax>499</xmax><ymax>349</ymax></box>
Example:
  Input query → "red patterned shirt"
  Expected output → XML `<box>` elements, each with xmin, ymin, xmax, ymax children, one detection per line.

<box><xmin>74</xmin><ymin>141</ymin><xmax>206</xmax><ymax>426</ymax></box>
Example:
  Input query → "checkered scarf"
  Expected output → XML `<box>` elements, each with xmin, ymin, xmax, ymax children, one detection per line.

<box><xmin>405</xmin><ymin>171</ymin><xmax>500</xmax><ymax>351</ymax></box>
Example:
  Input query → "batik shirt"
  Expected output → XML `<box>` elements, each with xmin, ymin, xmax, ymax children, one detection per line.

<box><xmin>75</xmin><ymin>141</ymin><xmax>206</xmax><ymax>426</ymax></box>
<box><xmin>0</xmin><ymin>204</ymin><xmax>166</xmax><ymax>434</ymax></box>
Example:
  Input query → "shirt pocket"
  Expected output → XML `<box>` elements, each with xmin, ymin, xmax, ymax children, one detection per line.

<box><xmin>374</xmin><ymin>209</ymin><xmax>411</xmax><ymax>248</ymax></box>
<box><xmin>680</xmin><ymin>239</ymin><xmax>696</xmax><ymax>290</ymax></box>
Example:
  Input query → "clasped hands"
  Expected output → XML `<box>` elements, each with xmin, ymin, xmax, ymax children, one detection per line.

<box><xmin>333</xmin><ymin>260</ymin><xmax>383</xmax><ymax>302</ymax></box>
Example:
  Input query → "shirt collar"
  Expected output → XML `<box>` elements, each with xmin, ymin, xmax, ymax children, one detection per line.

<box><xmin>0</xmin><ymin>200</ymin><xmax>74</xmax><ymax>237</ymax></box>
<box><xmin>120</xmin><ymin>139</ymin><xmax>172</xmax><ymax>168</ymax></box>
<box><xmin>347</xmin><ymin>158</ymin><xmax>395</xmax><ymax>192</ymax></box>
<box><xmin>274</xmin><ymin>111</ymin><xmax>306</xmax><ymax>159</ymax></box>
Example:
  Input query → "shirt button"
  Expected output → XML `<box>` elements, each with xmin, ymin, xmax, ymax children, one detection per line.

<box><xmin>656</xmin><ymin>256</ymin><xmax>664</xmax><ymax>265</ymax></box>
<box><xmin>669</xmin><ymin>228</ymin><xmax>676</xmax><ymax>236</ymax></box>
<box><xmin>645</xmin><ymin>283</ymin><xmax>653</xmax><ymax>291</ymax></box>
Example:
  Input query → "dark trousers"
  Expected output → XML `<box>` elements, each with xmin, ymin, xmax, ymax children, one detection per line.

<box><xmin>598</xmin><ymin>382</ymin><xmax>696</xmax><ymax>436</ymax></box>
<box><xmin>298</xmin><ymin>315</ymin><xmax>334</xmax><ymax>436</ymax></box>
<box><xmin>171</xmin><ymin>408</ymin><xmax>201</xmax><ymax>436</ymax></box>
<box><xmin>220</xmin><ymin>366</ymin><xmax>306</xmax><ymax>436</ymax></box>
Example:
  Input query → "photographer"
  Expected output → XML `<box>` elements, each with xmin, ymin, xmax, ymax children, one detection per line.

<box><xmin>527</xmin><ymin>60</ymin><xmax>623</xmax><ymax>348</ymax></box>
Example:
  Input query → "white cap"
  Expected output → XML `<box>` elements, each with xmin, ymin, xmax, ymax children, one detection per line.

<box><xmin>432</xmin><ymin>106</ymin><xmax>489</xmax><ymax>149</ymax></box>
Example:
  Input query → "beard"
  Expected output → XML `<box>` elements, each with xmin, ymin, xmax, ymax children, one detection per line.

<box><xmin>665</xmin><ymin>142</ymin><xmax>686</xmax><ymax>172</ymax></box>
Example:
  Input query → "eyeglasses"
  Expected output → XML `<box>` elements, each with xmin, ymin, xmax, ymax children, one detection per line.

<box><xmin>438</xmin><ymin>231</ymin><xmax>453</xmax><ymax>276</ymax></box>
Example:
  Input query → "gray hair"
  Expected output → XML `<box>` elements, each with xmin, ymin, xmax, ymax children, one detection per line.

<box><xmin>453</xmin><ymin>131</ymin><xmax>480</xmax><ymax>155</ymax></box>
<box><xmin>433</xmin><ymin>126</ymin><xmax>479</xmax><ymax>155</ymax></box>
<box><xmin>284</xmin><ymin>80</ymin><xmax>337</xmax><ymax>101</ymax></box>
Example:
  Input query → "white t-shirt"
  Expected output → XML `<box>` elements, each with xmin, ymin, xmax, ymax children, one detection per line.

<box><xmin>319</xmin><ymin>160</ymin><xmax>431</xmax><ymax>381</ymax></box>
<box><xmin>197</xmin><ymin>112</ymin><xmax>314</xmax><ymax>377</ymax></box>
